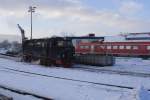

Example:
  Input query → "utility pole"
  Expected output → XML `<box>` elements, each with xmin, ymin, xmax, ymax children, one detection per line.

<box><xmin>28</xmin><ymin>6</ymin><xmax>36</xmax><ymax>39</ymax></box>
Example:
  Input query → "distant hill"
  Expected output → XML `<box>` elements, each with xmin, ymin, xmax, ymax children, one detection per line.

<box><xmin>0</xmin><ymin>34</ymin><xmax>21</xmax><ymax>43</ymax></box>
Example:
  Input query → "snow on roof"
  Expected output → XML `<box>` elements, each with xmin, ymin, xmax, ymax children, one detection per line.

<box><xmin>126</xmin><ymin>33</ymin><xmax>150</xmax><ymax>38</ymax></box>
<box><xmin>104</xmin><ymin>35</ymin><xmax>126</xmax><ymax>42</ymax></box>
<box><xmin>129</xmin><ymin>32</ymin><xmax>150</xmax><ymax>35</ymax></box>
<box><xmin>104</xmin><ymin>32</ymin><xmax>150</xmax><ymax>42</ymax></box>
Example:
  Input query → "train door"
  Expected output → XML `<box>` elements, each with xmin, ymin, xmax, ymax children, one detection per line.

<box><xmin>40</xmin><ymin>39</ymin><xmax>50</xmax><ymax>66</ymax></box>
<box><xmin>126</xmin><ymin>45</ymin><xmax>132</xmax><ymax>56</ymax></box>
<box><xmin>134</xmin><ymin>44</ymin><xmax>150</xmax><ymax>59</ymax></box>
<box><xmin>138</xmin><ymin>44</ymin><xmax>147</xmax><ymax>55</ymax></box>
<box><xmin>130</xmin><ymin>45</ymin><xmax>139</xmax><ymax>56</ymax></box>
<box><xmin>91</xmin><ymin>45</ymin><xmax>94</xmax><ymax>54</ymax></box>
<box><xmin>146</xmin><ymin>45</ymin><xmax>150</xmax><ymax>57</ymax></box>
<box><xmin>48</xmin><ymin>39</ymin><xmax>57</xmax><ymax>60</ymax></box>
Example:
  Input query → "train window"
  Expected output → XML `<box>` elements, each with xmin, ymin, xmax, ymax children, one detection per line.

<box><xmin>113</xmin><ymin>46</ymin><xmax>118</xmax><ymax>49</ymax></box>
<box><xmin>126</xmin><ymin>46</ymin><xmax>131</xmax><ymax>50</ymax></box>
<box><xmin>133</xmin><ymin>46</ymin><xmax>138</xmax><ymax>50</ymax></box>
<box><xmin>80</xmin><ymin>46</ymin><xmax>83</xmax><ymax>49</ymax></box>
<box><xmin>27</xmin><ymin>43</ymin><xmax>33</xmax><ymax>47</ymax></box>
<box><xmin>35</xmin><ymin>42</ymin><xmax>41</xmax><ymax>47</ymax></box>
<box><xmin>66</xmin><ymin>41</ymin><xmax>72</xmax><ymax>46</ymax></box>
<box><xmin>107</xmin><ymin>46</ymin><xmax>111</xmax><ymax>49</ymax></box>
<box><xmin>94</xmin><ymin>45</ymin><xmax>98</xmax><ymax>49</ymax></box>
<box><xmin>100</xmin><ymin>46</ymin><xmax>105</xmax><ymax>49</ymax></box>
<box><xmin>41</xmin><ymin>42</ymin><xmax>45</xmax><ymax>48</ymax></box>
<box><xmin>119</xmin><ymin>46</ymin><xmax>124</xmax><ymax>49</ymax></box>
<box><xmin>57</xmin><ymin>41</ymin><xmax>64</xmax><ymax>47</ymax></box>
<box><xmin>85</xmin><ymin>46</ymin><xmax>90</xmax><ymax>49</ymax></box>
<box><xmin>147</xmin><ymin>46</ymin><xmax>150</xmax><ymax>50</ymax></box>
<box><xmin>37</xmin><ymin>42</ymin><xmax>41</xmax><ymax>45</ymax></box>
<box><xmin>80</xmin><ymin>46</ymin><xmax>90</xmax><ymax>49</ymax></box>
<box><xmin>95</xmin><ymin>45</ymin><xmax>104</xmax><ymax>49</ymax></box>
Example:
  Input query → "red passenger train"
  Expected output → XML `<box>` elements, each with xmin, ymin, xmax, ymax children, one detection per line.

<box><xmin>75</xmin><ymin>33</ymin><xmax>150</xmax><ymax>59</ymax></box>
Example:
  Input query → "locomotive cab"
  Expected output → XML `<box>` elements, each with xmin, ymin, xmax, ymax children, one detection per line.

<box><xmin>22</xmin><ymin>37</ymin><xmax>74</xmax><ymax>67</ymax></box>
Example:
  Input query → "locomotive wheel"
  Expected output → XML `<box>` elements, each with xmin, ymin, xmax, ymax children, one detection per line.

<box><xmin>23</xmin><ymin>55</ymin><xmax>31</xmax><ymax>62</ymax></box>
<box><xmin>40</xmin><ymin>58</ymin><xmax>52</xmax><ymax>66</ymax></box>
<box><xmin>62</xmin><ymin>60</ymin><xmax>72</xmax><ymax>68</ymax></box>
<box><xmin>27</xmin><ymin>56</ymin><xmax>32</xmax><ymax>62</ymax></box>
<box><xmin>40</xmin><ymin>59</ymin><xmax>44</xmax><ymax>65</ymax></box>
<box><xmin>63</xmin><ymin>63</ymin><xmax>71</xmax><ymax>68</ymax></box>
<box><xmin>40</xmin><ymin>58</ymin><xmax>46</xmax><ymax>65</ymax></box>
<box><xmin>23</xmin><ymin>55</ymin><xmax>27</xmax><ymax>62</ymax></box>
<box><xmin>46</xmin><ymin>59</ymin><xmax>52</xmax><ymax>66</ymax></box>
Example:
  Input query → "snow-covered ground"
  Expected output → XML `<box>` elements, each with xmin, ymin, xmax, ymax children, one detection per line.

<box><xmin>76</xmin><ymin>57</ymin><xmax>150</xmax><ymax>74</ymax></box>
<box><xmin>0</xmin><ymin>48</ymin><xmax>7</xmax><ymax>54</ymax></box>
<box><xmin>0</xmin><ymin>88</ymin><xmax>41</xmax><ymax>100</ymax></box>
<box><xmin>113</xmin><ymin>57</ymin><xmax>150</xmax><ymax>74</ymax></box>
<box><xmin>0</xmin><ymin>57</ymin><xmax>150</xmax><ymax>100</ymax></box>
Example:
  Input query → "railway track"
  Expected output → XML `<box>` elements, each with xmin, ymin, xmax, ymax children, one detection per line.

<box><xmin>0</xmin><ymin>85</ymin><xmax>53</xmax><ymax>100</ymax></box>
<box><xmin>0</xmin><ymin>53</ymin><xmax>18</xmax><ymax>57</ymax></box>
<box><xmin>1</xmin><ymin>54</ymin><xmax>150</xmax><ymax>91</ymax></box>
<box><xmin>74</xmin><ymin>66</ymin><xmax>150</xmax><ymax>78</ymax></box>
<box><xmin>0</xmin><ymin>66</ymin><xmax>147</xmax><ymax>91</ymax></box>
<box><xmin>0</xmin><ymin>53</ymin><xmax>21</xmax><ymax>62</ymax></box>
<box><xmin>1</xmin><ymin>53</ymin><xmax>150</xmax><ymax>78</ymax></box>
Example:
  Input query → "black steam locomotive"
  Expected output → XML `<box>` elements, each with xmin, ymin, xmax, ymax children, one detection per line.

<box><xmin>18</xmin><ymin>24</ymin><xmax>75</xmax><ymax>67</ymax></box>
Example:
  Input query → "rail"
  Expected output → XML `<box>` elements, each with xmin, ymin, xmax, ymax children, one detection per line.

<box><xmin>0</xmin><ymin>67</ymin><xmax>144</xmax><ymax>90</ymax></box>
<box><xmin>0</xmin><ymin>85</ymin><xmax>53</xmax><ymax>100</ymax></box>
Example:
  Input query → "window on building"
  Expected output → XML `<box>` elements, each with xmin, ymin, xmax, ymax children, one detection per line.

<box><xmin>126</xmin><ymin>46</ymin><xmax>131</xmax><ymax>50</ymax></box>
<box><xmin>133</xmin><ymin>46</ymin><xmax>138</xmax><ymax>50</ymax></box>
<box><xmin>119</xmin><ymin>46</ymin><xmax>124</xmax><ymax>49</ymax></box>
<box><xmin>147</xmin><ymin>46</ymin><xmax>150</xmax><ymax>50</ymax></box>
<box><xmin>113</xmin><ymin>46</ymin><xmax>118</xmax><ymax>49</ymax></box>
<box><xmin>107</xmin><ymin>46</ymin><xmax>111</xmax><ymax>49</ymax></box>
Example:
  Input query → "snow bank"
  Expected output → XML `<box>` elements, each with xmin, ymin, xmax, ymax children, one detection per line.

<box><xmin>0</xmin><ymin>57</ymin><xmax>150</xmax><ymax>100</ymax></box>
<box><xmin>119</xmin><ymin>86</ymin><xmax>150</xmax><ymax>100</ymax></box>
<box><xmin>0</xmin><ymin>48</ymin><xmax>7</xmax><ymax>54</ymax></box>
<box><xmin>136</xmin><ymin>86</ymin><xmax>150</xmax><ymax>100</ymax></box>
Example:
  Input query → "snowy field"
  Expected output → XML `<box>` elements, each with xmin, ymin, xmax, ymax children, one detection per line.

<box><xmin>0</xmin><ymin>48</ymin><xmax>7</xmax><ymax>54</ymax></box>
<box><xmin>102</xmin><ymin>57</ymin><xmax>150</xmax><ymax>74</ymax></box>
<box><xmin>0</xmin><ymin>57</ymin><xmax>150</xmax><ymax>100</ymax></box>
<box><xmin>0</xmin><ymin>88</ymin><xmax>41</xmax><ymax>100</ymax></box>
<box><xmin>76</xmin><ymin>57</ymin><xmax>150</xmax><ymax>74</ymax></box>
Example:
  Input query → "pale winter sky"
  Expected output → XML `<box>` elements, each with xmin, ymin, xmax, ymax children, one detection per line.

<box><xmin>0</xmin><ymin>0</ymin><xmax>149</xmax><ymax>38</ymax></box>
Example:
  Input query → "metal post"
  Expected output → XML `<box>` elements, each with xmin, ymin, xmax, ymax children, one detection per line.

<box><xmin>31</xmin><ymin>11</ymin><xmax>32</xmax><ymax>39</ymax></box>
<box><xmin>28</xmin><ymin>6</ymin><xmax>36</xmax><ymax>40</ymax></box>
